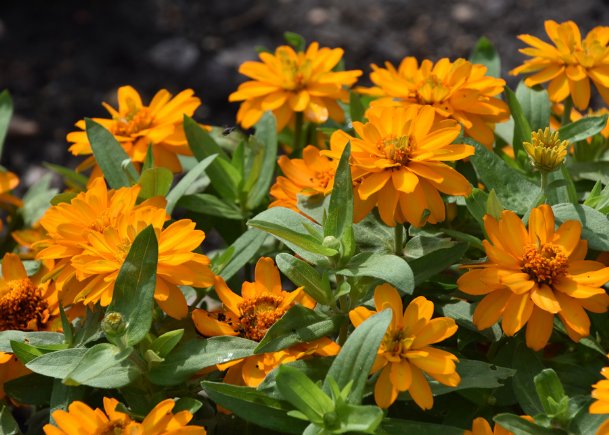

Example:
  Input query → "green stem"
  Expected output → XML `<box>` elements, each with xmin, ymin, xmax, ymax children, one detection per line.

<box><xmin>540</xmin><ymin>170</ymin><xmax>549</xmax><ymax>203</ymax></box>
<box><xmin>292</xmin><ymin>111</ymin><xmax>304</xmax><ymax>157</ymax></box>
<box><xmin>561</xmin><ymin>96</ymin><xmax>573</xmax><ymax>127</ymax></box>
<box><xmin>394</xmin><ymin>224</ymin><xmax>404</xmax><ymax>256</ymax></box>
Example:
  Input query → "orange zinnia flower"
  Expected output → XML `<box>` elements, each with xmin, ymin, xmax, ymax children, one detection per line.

<box><xmin>349</xmin><ymin>284</ymin><xmax>460</xmax><ymax>409</ymax></box>
<box><xmin>357</xmin><ymin>57</ymin><xmax>508</xmax><ymax>147</ymax></box>
<box><xmin>67</xmin><ymin>85</ymin><xmax>200</xmax><ymax>174</ymax></box>
<box><xmin>465</xmin><ymin>417</ymin><xmax>514</xmax><ymax>435</ymax></box>
<box><xmin>43</xmin><ymin>397</ymin><xmax>206</xmax><ymax>434</ymax></box>
<box><xmin>457</xmin><ymin>205</ymin><xmax>609</xmax><ymax>351</ymax></box>
<box><xmin>327</xmin><ymin>106</ymin><xmax>473</xmax><ymax>227</ymax></box>
<box><xmin>511</xmin><ymin>20</ymin><xmax>609</xmax><ymax>110</ymax></box>
<box><xmin>36</xmin><ymin>178</ymin><xmax>213</xmax><ymax>318</ymax></box>
<box><xmin>0</xmin><ymin>352</ymin><xmax>30</xmax><ymax>400</ymax></box>
<box><xmin>192</xmin><ymin>257</ymin><xmax>339</xmax><ymax>387</ymax></box>
<box><xmin>591</xmin><ymin>355</ymin><xmax>609</xmax><ymax>435</ymax></box>
<box><xmin>229</xmin><ymin>42</ymin><xmax>361</xmax><ymax>131</ymax></box>
<box><xmin>269</xmin><ymin>145</ymin><xmax>336</xmax><ymax>212</ymax></box>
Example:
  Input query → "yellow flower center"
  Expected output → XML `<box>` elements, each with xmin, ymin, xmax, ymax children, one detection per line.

<box><xmin>0</xmin><ymin>278</ymin><xmax>49</xmax><ymax>331</ymax></box>
<box><xmin>114</xmin><ymin>106</ymin><xmax>153</xmax><ymax>136</ymax></box>
<box><xmin>416</xmin><ymin>74</ymin><xmax>450</xmax><ymax>103</ymax></box>
<box><xmin>379</xmin><ymin>135</ymin><xmax>412</xmax><ymax>165</ymax></box>
<box><xmin>278</xmin><ymin>51</ymin><xmax>312</xmax><ymax>91</ymax></box>
<box><xmin>311</xmin><ymin>169</ymin><xmax>334</xmax><ymax>189</ymax></box>
<box><xmin>382</xmin><ymin>328</ymin><xmax>415</xmax><ymax>361</ymax></box>
<box><xmin>237</xmin><ymin>294</ymin><xmax>287</xmax><ymax>341</ymax></box>
<box><xmin>521</xmin><ymin>243</ymin><xmax>569</xmax><ymax>285</ymax></box>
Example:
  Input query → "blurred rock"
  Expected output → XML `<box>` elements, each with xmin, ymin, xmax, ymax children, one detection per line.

<box><xmin>148</xmin><ymin>37</ymin><xmax>200</xmax><ymax>72</ymax></box>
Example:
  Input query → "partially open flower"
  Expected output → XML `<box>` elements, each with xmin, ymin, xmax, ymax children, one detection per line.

<box><xmin>523</xmin><ymin>128</ymin><xmax>569</xmax><ymax>172</ymax></box>
<box><xmin>591</xmin><ymin>355</ymin><xmax>609</xmax><ymax>434</ymax></box>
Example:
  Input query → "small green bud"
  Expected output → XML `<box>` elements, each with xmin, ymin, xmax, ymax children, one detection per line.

<box><xmin>101</xmin><ymin>312</ymin><xmax>126</xmax><ymax>337</ymax></box>
<box><xmin>323</xmin><ymin>411</ymin><xmax>339</xmax><ymax>429</ymax></box>
<box><xmin>322</xmin><ymin>236</ymin><xmax>341</xmax><ymax>251</ymax></box>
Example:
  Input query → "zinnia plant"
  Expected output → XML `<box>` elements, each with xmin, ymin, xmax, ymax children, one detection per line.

<box><xmin>2</xmin><ymin>25</ymin><xmax>609</xmax><ymax>435</ymax></box>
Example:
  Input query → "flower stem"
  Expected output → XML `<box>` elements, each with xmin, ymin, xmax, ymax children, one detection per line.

<box><xmin>561</xmin><ymin>96</ymin><xmax>573</xmax><ymax>127</ymax></box>
<box><xmin>394</xmin><ymin>224</ymin><xmax>404</xmax><ymax>256</ymax></box>
<box><xmin>540</xmin><ymin>170</ymin><xmax>549</xmax><ymax>203</ymax></box>
<box><xmin>292</xmin><ymin>111</ymin><xmax>304</xmax><ymax>157</ymax></box>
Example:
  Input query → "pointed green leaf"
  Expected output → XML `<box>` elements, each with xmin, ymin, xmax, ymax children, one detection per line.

<box><xmin>85</xmin><ymin>118</ymin><xmax>138</xmax><ymax>188</ymax></box>
<box><xmin>202</xmin><ymin>381</ymin><xmax>307</xmax><ymax>434</ymax></box>
<box><xmin>0</xmin><ymin>404</ymin><xmax>20</xmax><ymax>435</ymax></box>
<box><xmin>505</xmin><ymin>86</ymin><xmax>531</xmax><ymax>163</ymax></box>
<box><xmin>165</xmin><ymin>154</ymin><xmax>217</xmax><ymax>214</ymax></box>
<box><xmin>493</xmin><ymin>414</ymin><xmax>564</xmax><ymax>435</ymax></box>
<box><xmin>470</xmin><ymin>36</ymin><xmax>500</xmax><ymax>78</ymax></box>
<box><xmin>516</xmin><ymin>82</ymin><xmax>550</xmax><ymax>132</ymax></box>
<box><xmin>107</xmin><ymin>224</ymin><xmax>158</xmax><ymax>346</ymax></box>
<box><xmin>559</xmin><ymin>114</ymin><xmax>608</xmax><ymax>143</ymax></box>
<box><xmin>214</xmin><ymin>228</ymin><xmax>267</xmax><ymax>280</ymax></box>
<box><xmin>0</xmin><ymin>90</ymin><xmax>13</xmax><ymax>159</ymax></box>
<box><xmin>138</xmin><ymin>167</ymin><xmax>173</xmax><ymax>200</ymax></box>
<box><xmin>552</xmin><ymin>203</ymin><xmax>609</xmax><ymax>251</ymax></box>
<box><xmin>25</xmin><ymin>348</ymin><xmax>88</xmax><ymax>380</ymax></box>
<box><xmin>324</xmin><ymin>309</ymin><xmax>392</xmax><ymax>404</ymax></box>
<box><xmin>336</xmin><ymin>252</ymin><xmax>414</xmax><ymax>294</ymax></box>
<box><xmin>255</xmin><ymin>305</ymin><xmax>344</xmax><ymax>353</ymax></box>
<box><xmin>149</xmin><ymin>329</ymin><xmax>184</xmax><ymax>358</ymax></box>
<box><xmin>177</xmin><ymin>193</ymin><xmax>242</xmax><ymax>220</ymax></box>
<box><xmin>246</xmin><ymin>112</ymin><xmax>278</xmax><ymax>209</ymax></box>
<box><xmin>534</xmin><ymin>369</ymin><xmax>567</xmax><ymax>416</ymax></box>
<box><xmin>276</xmin><ymin>365</ymin><xmax>333</xmax><ymax>423</ymax></box>
<box><xmin>275</xmin><ymin>253</ymin><xmax>333</xmax><ymax>304</ymax></box>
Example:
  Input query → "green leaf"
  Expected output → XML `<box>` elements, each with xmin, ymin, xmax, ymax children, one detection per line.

<box><xmin>49</xmin><ymin>380</ymin><xmax>86</xmax><ymax>425</ymax></box>
<box><xmin>276</xmin><ymin>365</ymin><xmax>333</xmax><ymax>423</ymax></box>
<box><xmin>570</xmin><ymin>161</ymin><xmax>609</xmax><ymax>185</ymax></box>
<box><xmin>324</xmin><ymin>309</ymin><xmax>392</xmax><ymax>404</ymax></box>
<box><xmin>0</xmin><ymin>404</ymin><xmax>20</xmax><ymax>435</ymax></box>
<box><xmin>353</xmin><ymin>213</ymin><xmax>395</xmax><ymax>253</ymax></box>
<box><xmin>0</xmin><ymin>90</ymin><xmax>13</xmax><ymax>159</ymax></box>
<box><xmin>275</xmin><ymin>253</ymin><xmax>333</xmax><ymax>304</ymax></box>
<box><xmin>4</xmin><ymin>373</ymin><xmax>54</xmax><ymax>406</ymax></box>
<box><xmin>559</xmin><ymin>115</ymin><xmax>609</xmax><ymax>143</ymax></box>
<box><xmin>173</xmin><ymin>397</ymin><xmax>203</xmax><ymax>415</ymax></box>
<box><xmin>493</xmin><ymin>414</ymin><xmax>564</xmax><ymax>435</ymax></box>
<box><xmin>249</xmin><ymin>207</ymin><xmax>337</xmax><ymax>262</ymax></box>
<box><xmin>427</xmin><ymin>359</ymin><xmax>515</xmax><ymax>395</ymax></box>
<box><xmin>465</xmin><ymin>188</ymin><xmax>488</xmax><ymax>229</ymax></box>
<box><xmin>504</xmin><ymin>86</ymin><xmax>531</xmax><ymax>163</ymax></box>
<box><xmin>246</xmin><ymin>112</ymin><xmax>278</xmax><ymax>209</ymax></box>
<box><xmin>255</xmin><ymin>305</ymin><xmax>344</xmax><ymax>353</ymax></box>
<box><xmin>106</xmin><ymin>225</ymin><xmax>158</xmax><ymax>346</ymax></box>
<box><xmin>379</xmin><ymin>418</ymin><xmax>464</xmax><ymax>435</ymax></box>
<box><xmin>284</xmin><ymin>32</ymin><xmax>306</xmax><ymax>51</ymax></box>
<box><xmin>569</xmin><ymin>397</ymin><xmax>608</xmax><ymax>434</ymax></box>
<box><xmin>64</xmin><ymin>343</ymin><xmax>140</xmax><ymax>388</ymax></box>
<box><xmin>258</xmin><ymin>358</ymin><xmax>333</xmax><ymax>398</ymax></box>
<box><xmin>516</xmin><ymin>82</ymin><xmax>550</xmax><ymax>132</ymax></box>
<box><xmin>44</xmin><ymin>162</ymin><xmax>89</xmax><ymax>191</ymax></box>
<box><xmin>21</xmin><ymin>173</ymin><xmax>59</xmax><ymax>227</ymax></box>
<box><xmin>552</xmin><ymin>203</ymin><xmax>609</xmax><ymax>251</ymax></box>
<box><xmin>10</xmin><ymin>341</ymin><xmax>48</xmax><ymax>363</ymax></box>
<box><xmin>336</xmin><ymin>252</ymin><xmax>414</xmax><ymax>294</ymax></box>
<box><xmin>214</xmin><ymin>228</ymin><xmax>267</xmax><ymax>280</ymax></box>
<box><xmin>138</xmin><ymin>167</ymin><xmax>173</xmax><ymax>199</ymax></box>
<box><xmin>148</xmin><ymin>336</ymin><xmax>257</xmax><ymax>386</ymax></box>
<box><xmin>512</xmin><ymin>341</ymin><xmax>544</xmax><ymax>415</ymax></box>
<box><xmin>202</xmin><ymin>381</ymin><xmax>308</xmax><ymax>434</ymax></box>
<box><xmin>165</xmin><ymin>154</ymin><xmax>218</xmax><ymax>214</ymax></box>
<box><xmin>469</xmin><ymin>36</ymin><xmax>500</xmax><ymax>78</ymax></box>
<box><xmin>149</xmin><ymin>329</ymin><xmax>184</xmax><ymax>358</ymax></box>
<box><xmin>350</xmin><ymin>92</ymin><xmax>365</xmax><ymax>123</ymax></box>
<box><xmin>333</xmin><ymin>402</ymin><xmax>384</xmax><ymax>434</ymax></box>
<box><xmin>408</xmin><ymin>241</ymin><xmax>468</xmax><ymax>286</ymax></box>
<box><xmin>585</xmin><ymin>181</ymin><xmax>609</xmax><ymax>213</ymax></box>
<box><xmin>177</xmin><ymin>193</ymin><xmax>242</xmax><ymax>220</ymax></box>
<box><xmin>26</xmin><ymin>348</ymin><xmax>89</xmax><ymax>379</ymax></box>
<box><xmin>184</xmin><ymin>115</ymin><xmax>240</xmax><ymax>200</ymax></box>
<box><xmin>325</xmin><ymin>142</ymin><xmax>355</xmax><ymax>262</ymax></box>
<box><xmin>534</xmin><ymin>369</ymin><xmax>568</xmax><ymax>416</ymax></box>
<box><xmin>467</xmin><ymin>138</ymin><xmax>540</xmax><ymax>214</ymax></box>
<box><xmin>85</xmin><ymin>118</ymin><xmax>138</xmax><ymax>188</ymax></box>
<box><xmin>546</xmin><ymin>166</ymin><xmax>577</xmax><ymax>205</ymax></box>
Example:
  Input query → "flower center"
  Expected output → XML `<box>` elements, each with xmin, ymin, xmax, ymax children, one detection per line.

<box><xmin>378</xmin><ymin>135</ymin><xmax>412</xmax><ymax>165</ymax></box>
<box><xmin>114</xmin><ymin>107</ymin><xmax>153</xmax><ymax>136</ymax></box>
<box><xmin>0</xmin><ymin>278</ymin><xmax>49</xmax><ymax>331</ymax></box>
<box><xmin>311</xmin><ymin>169</ymin><xmax>334</xmax><ymax>189</ymax></box>
<box><xmin>416</xmin><ymin>74</ymin><xmax>450</xmax><ymax>103</ymax></box>
<box><xmin>382</xmin><ymin>328</ymin><xmax>415</xmax><ymax>361</ymax></box>
<box><xmin>237</xmin><ymin>294</ymin><xmax>287</xmax><ymax>341</ymax></box>
<box><xmin>278</xmin><ymin>50</ymin><xmax>312</xmax><ymax>91</ymax></box>
<box><xmin>521</xmin><ymin>243</ymin><xmax>569</xmax><ymax>285</ymax></box>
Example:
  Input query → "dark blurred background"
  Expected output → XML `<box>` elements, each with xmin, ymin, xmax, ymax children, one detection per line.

<box><xmin>2</xmin><ymin>0</ymin><xmax>609</xmax><ymax>186</ymax></box>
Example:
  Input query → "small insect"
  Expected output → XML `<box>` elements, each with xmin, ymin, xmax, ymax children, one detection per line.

<box><xmin>222</xmin><ymin>126</ymin><xmax>237</xmax><ymax>136</ymax></box>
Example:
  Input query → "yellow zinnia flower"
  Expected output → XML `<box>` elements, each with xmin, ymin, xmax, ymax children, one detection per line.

<box><xmin>349</xmin><ymin>284</ymin><xmax>460</xmax><ymax>409</ymax></box>
<box><xmin>591</xmin><ymin>355</ymin><xmax>609</xmax><ymax>435</ymax></box>
<box><xmin>43</xmin><ymin>397</ymin><xmax>206</xmax><ymax>434</ymax></box>
<box><xmin>523</xmin><ymin>127</ymin><xmax>569</xmax><ymax>172</ymax></box>
<box><xmin>457</xmin><ymin>205</ymin><xmax>609</xmax><ymax>351</ymax></box>
<box><xmin>36</xmin><ymin>178</ymin><xmax>213</xmax><ymax>319</ymax></box>
<box><xmin>511</xmin><ymin>20</ymin><xmax>609</xmax><ymax>110</ymax></box>
<box><xmin>192</xmin><ymin>257</ymin><xmax>339</xmax><ymax>387</ymax></box>
<box><xmin>67</xmin><ymin>85</ymin><xmax>201</xmax><ymax>175</ymax></box>
<box><xmin>269</xmin><ymin>145</ymin><xmax>337</xmax><ymax>212</ymax></box>
<box><xmin>327</xmin><ymin>106</ymin><xmax>474</xmax><ymax>227</ymax></box>
<box><xmin>229</xmin><ymin>42</ymin><xmax>362</xmax><ymax>131</ymax></box>
<box><xmin>358</xmin><ymin>57</ymin><xmax>509</xmax><ymax>147</ymax></box>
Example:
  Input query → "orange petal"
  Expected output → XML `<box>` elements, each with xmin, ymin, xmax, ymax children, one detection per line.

<box><xmin>530</xmin><ymin>284</ymin><xmax>561</xmax><ymax>313</ymax></box>
<box><xmin>408</xmin><ymin>365</ymin><xmax>433</xmax><ymax>410</ymax></box>
<box><xmin>254</xmin><ymin>257</ymin><xmax>282</xmax><ymax>294</ymax></box>
<box><xmin>389</xmin><ymin>359</ymin><xmax>413</xmax><ymax>392</ymax></box>
<box><xmin>374</xmin><ymin>364</ymin><xmax>397</xmax><ymax>408</ymax></box>
<box><xmin>472</xmin><ymin>289</ymin><xmax>511</xmax><ymax>330</ymax></box>
<box><xmin>525</xmin><ymin>306</ymin><xmax>554</xmax><ymax>351</ymax></box>
<box><xmin>2</xmin><ymin>253</ymin><xmax>27</xmax><ymax>281</ymax></box>
<box><xmin>501</xmin><ymin>292</ymin><xmax>534</xmax><ymax>336</ymax></box>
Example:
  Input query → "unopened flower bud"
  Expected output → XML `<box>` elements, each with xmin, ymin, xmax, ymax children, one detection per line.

<box><xmin>322</xmin><ymin>236</ymin><xmax>341</xmax><ymax>251</ymax></box>
<box><xmin>101</xmin><ymin>312</ymin><xmax>126</xmax><ymax>336</ymax></box>
<box><xmin>523</xmin><ymin>127</ymin><xmax>568</xmax><ymax>172</ymax></box>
